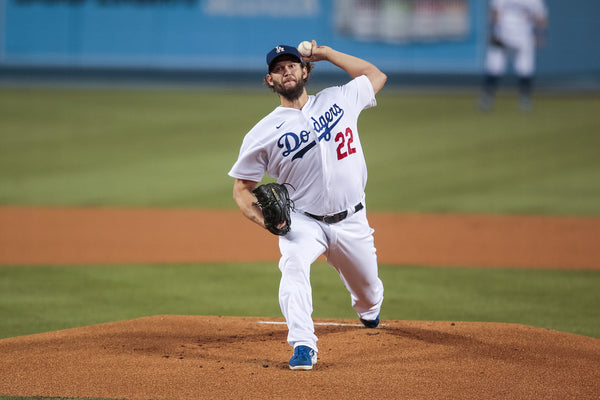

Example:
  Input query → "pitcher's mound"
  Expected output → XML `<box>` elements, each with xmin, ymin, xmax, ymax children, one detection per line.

<box><xmin>1</xmin><ymin>315</ymin><xmax>599</xmax><ymax>400</ymax></box>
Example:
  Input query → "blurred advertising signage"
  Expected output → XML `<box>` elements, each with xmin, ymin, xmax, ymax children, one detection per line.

<box><xmin>13</xmin><ymin>0</ymin><xmax>197</xmax><ymax>4</ymax></box>
<box><xmin>203</xmin><ymin>0</ymin><xmax>320</xmax><ymax>17</ymax></box>
<box><xmin>335</xmin><ymin>0</ymin><xmax>470</xmax><ymax>43</ymax></box>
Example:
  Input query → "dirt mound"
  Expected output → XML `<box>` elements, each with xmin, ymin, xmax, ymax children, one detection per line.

<box><xmin>1</xmin><ymin>315</ymin><xmax>599</xmax><ymax>399</ymax></box>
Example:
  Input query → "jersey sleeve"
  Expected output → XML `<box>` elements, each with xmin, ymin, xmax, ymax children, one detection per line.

<box><xmin>228</xmin><ymin>135</ymin><xmax>268</xmax><ymax>182</ymax></box>
<box><xmin>533</xmin><ymin>0</ymin><xmax>548</xmax><ymax>19</ymax></box>
<box><xmin>340</xmin><ymin>75</ymin><xmax>377</xmax><ymax>113</ymax></box>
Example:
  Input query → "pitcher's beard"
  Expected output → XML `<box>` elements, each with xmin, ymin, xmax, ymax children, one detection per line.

<box><xmin>273</xmin><ymin>79</ymin><xmax>306</xmax><ymax>102</ymax></box>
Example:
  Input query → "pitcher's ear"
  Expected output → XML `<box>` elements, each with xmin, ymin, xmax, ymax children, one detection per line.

<box><xmin>265</xmin><ymin>73</ymin><xmax>274</xmax><ymax>87</ymax></box>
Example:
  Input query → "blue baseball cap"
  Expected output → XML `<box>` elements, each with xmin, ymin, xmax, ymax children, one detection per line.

<box><xmin>266</xmin><ymin>45</ymin><xmax>304</xmax><ymax>71</ymax></box>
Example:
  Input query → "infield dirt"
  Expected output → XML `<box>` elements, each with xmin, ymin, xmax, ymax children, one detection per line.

<box><xmin>1</xmin><ymin>206</ymin><xmax>599</xmax><ymax>269</ymax></box>
<box><xmin>0</xmin><ymin>206</ymin><xmax>599</xmax><ymax>399</ymax></box>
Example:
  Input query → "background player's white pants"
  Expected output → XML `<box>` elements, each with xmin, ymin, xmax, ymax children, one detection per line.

<box><xmin>277</xmin><ymin>209</ymin><xmax>384</xmax><ymax>352</ymax></box>
<box><xmin>485</xmin><ymin>32</ymin><xmax>536</xmax><ymax>77</ymax></box>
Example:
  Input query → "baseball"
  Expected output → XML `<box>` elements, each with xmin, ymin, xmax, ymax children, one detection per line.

<box><xmin>298</xmin><ymin>41</ymin><xmax>312</xmax><ymax>57</ymax></box>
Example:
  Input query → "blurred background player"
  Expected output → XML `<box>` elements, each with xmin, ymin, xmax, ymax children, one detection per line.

<box><xmin>479</xmin><ymin>0</ymin><xmax>548</xmax><ymax>111</ymax></box>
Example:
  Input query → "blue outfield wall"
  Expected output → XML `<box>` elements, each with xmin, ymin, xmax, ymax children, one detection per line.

<box><xmin>0</xmin><ymin>0</ymin><xmax>599</xmax><ymax>79</ymax></box>
<box><xmin>1</xmin><ymin>0</ymin><xmax>486</xmax><ymax>74</ymax></box>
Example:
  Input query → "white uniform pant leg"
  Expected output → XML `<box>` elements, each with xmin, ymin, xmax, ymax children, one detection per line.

<box><xmin>514</xmin><ymin>40</ymin><xmax>535</xmax><ymax>77</ymax></box>
<box><xmin>278</xmin><ymin>212</ymin><xmax>327</xmax><ymax>352</ymax></box>
<box><xmin>485</xmin><ymin>45</ymin><xmax>507</xmax><ymax>77</ymax></box>
<box><xmin>325</xmin><ymin>209</ymin><xmax>384</xmax><ymax>321</ymax></box>
<box><xmin>502</xmin><ymin>30</ymin><xmax>536</xmax><ymax>78</ymax></box>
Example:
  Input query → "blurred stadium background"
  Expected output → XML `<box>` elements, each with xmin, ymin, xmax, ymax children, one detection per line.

<box><xmin>1</xmin><ymin>0</ymin><xmax>599</xmax><ymax>89</ymax></box>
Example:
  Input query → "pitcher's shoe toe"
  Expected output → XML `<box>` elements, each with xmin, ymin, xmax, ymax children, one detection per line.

<box><xmin>289</xmin><ymin>345</ymin><xmax>317</xmax><ymax>370</ymax></box>
<box><xmin>360</xmin><ymin>315</ymin><xmax>380</xmax><ymax>328</ymax></box>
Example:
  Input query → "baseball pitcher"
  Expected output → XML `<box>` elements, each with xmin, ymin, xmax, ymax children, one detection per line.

<box><xmin>229</xmin><ymin>41</ymin><xmax>386</xmax><ymax>370</ymax></box>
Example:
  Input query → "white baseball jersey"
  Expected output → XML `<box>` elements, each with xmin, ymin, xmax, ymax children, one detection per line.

<box><xmin>229</xmin><ymin>75</ymin><xmax>376</xmax><ymax>216</ymax></box>
<box><xmin>491</xmin><ymin>0</ymin><xmax>547</xmax><ymax>44</ymax></box>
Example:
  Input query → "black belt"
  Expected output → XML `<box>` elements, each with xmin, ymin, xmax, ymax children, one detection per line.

<box><xmin>305</xmin><ymin>203</ymin><xmax>364</xmax><ymax>224</ymax></box>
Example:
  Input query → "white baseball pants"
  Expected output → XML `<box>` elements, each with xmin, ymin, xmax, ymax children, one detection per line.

<box><xmin>485</xmin><ymin>32</ymin><xmax>537</xmax><ymax>77</ymax></box>
<box><xmin>277</xmin><ymin>208</ymin><xmax>384</xmax><ymax>352</ymax></box>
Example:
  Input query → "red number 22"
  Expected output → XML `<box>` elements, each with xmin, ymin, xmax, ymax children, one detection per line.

<box><xmin>335</xmin><ymin>127</ymin><xmax>357</xmax><ymax>160</ymax></box>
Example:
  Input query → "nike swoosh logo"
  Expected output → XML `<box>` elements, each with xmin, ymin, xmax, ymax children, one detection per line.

<box><xmin>276</xmin><ymin>122</ymin><xmax>285</xmax><ymax>129</ymax></box>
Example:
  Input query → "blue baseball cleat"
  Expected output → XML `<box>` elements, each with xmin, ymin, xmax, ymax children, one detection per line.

<box><xmin>360</xmin><ymin>314</ymin><xmax>380</xmax><ymax>328</ymax></box>
<box><xmin>289</xmin><ymin>345</ymin><xmax>317</xmax><ymax>370</ymax></box>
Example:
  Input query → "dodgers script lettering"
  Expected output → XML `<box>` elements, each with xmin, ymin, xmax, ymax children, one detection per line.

<box><xmin>277</xmin><ymin>103</ymin><xmax>351</xmax><ymax>161</ymax></box>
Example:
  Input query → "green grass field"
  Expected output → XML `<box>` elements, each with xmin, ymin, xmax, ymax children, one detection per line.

<box><xmin>1</xmin><ymin>88</ymin><xmax>599</xmax><ymax>214</ymax></box>
<box><xmin>1</xmin><ymin>87</ymin><xmax>599</xmax><ymax>348</ymax></box>
<box><xmin>0</xmin><ymin>263</ymin><xmax>598</xmax><ymax>339</ymax></box>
